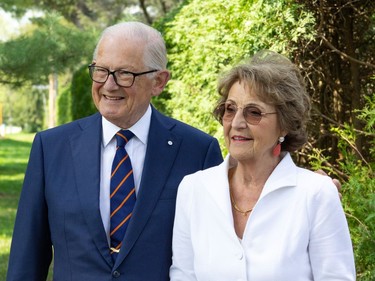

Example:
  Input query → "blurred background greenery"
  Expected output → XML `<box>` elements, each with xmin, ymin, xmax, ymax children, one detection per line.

<box><xmin>0</xmin><ymin>0</ymin><xmax>374</xmax><ymax>280</ymax></box>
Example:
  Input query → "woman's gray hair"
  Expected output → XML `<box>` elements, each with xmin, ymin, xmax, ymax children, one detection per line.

<box><xmin>213</xmin><ymin>50</ymin><xmax>311</xmax><ymax>152</ymax></box>
<box><xmin>93</xmin><ymin>21</ymin><xmax>168</xmax><ymax>70</ymax></box>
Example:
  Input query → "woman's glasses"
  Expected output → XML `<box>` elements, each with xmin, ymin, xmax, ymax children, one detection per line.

<box><xmin>216</xmin><ymin>102</ymin><xmax>277</xmax><ymax>125</ymax></box>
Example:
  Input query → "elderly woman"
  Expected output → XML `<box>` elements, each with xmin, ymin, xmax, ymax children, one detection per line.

<box><xmin>169</xmin><ymin>51</ymin><xmax>355</xmax><ymax>281</ymax></box>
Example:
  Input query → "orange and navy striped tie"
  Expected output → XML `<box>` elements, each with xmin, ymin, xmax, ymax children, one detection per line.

<box><xmin>110</xmin><ymin>130</ymin><xmax>136</xmax><ymax>261</ymax></box>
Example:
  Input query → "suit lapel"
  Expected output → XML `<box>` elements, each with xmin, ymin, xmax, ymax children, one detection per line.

<box><xmin>70</xmin><ymin>113</ymin><xmax>113</xmax><ymax>267</ymax></box>
<box><xmin>114</xmin><ymin>108</ymin><xmax>181</xmax><ymax>266</ymax></box>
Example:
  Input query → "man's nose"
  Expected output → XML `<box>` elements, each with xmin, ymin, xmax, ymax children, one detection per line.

<box><xmin>103</xmin><ymin>73</ymin><xmax>120</xmax><ymax>89</ymax></box>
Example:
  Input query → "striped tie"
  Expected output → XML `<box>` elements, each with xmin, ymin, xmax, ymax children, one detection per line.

<box><xmin>110</xmin><ymin>130</ymin><xmax>136</xmax><ymax>260</ymax></box>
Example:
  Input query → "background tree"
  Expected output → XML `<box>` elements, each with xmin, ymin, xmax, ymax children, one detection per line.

<box><xmin>70</xmin><ymin>66</ymin><xmax>97</xmax><ymax>121</ymax></box>
<box><xmin>0</xmin><ymin>83</ymin><xmax>46</xmax><ymax>132</ymax></box>
<box><xmin>308</xmin><ymin>93</ymin><xmax>375</xmax><ymax>281</ymax></box>
<box><xmin>0</xmin><ymin>13</ymin><xmax>96</xmax><ymax>127</ymax></box>
<box><xmin>56</xmin><ymin>66</ymin><xmax>96</xmax><ymax>125</ymax></box>
<box><xmin>0</xmin><ymin>0</ymin><xmax>183</xmax><ymax>27</ymax></box>
<box><xmin>13</xmin><ymin>85</ymin><xmax>46</xmax><ymax>132</ymax></box>
<box><xmin>157</xmin><ymin>0</ymin><xmax>316</xmax><ymax>150</ymax></box>
<box><xmin>293</xmin><ymin>0</ymin><xmax>375</xmax><ymax>170</ymax></box>
<box><xmin>0</xmin><ymin>0</ymin><xmax>183</xmax><ymax>127</ymax></box>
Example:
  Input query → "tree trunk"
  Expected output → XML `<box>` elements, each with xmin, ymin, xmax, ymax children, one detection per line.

<box><xmin>139</xmin><ymin>0</ymin><xmax>153</xmax><ymax>25</ymax></box>
<box><xmin>48</xmin><ymin>73</ymin><xmax>58</xmax><ymax>128</ymax></box>
<box><xmin>159</xmin><ymin>0</ymin><xmax>168</xmax><ymax>14</ymax></box>
<box><xmin>343</xmin><ymin>6</ymin><xmax>363</xmax><ymax>157</ymax></box>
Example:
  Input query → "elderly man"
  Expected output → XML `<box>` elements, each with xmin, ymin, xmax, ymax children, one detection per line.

<box><xmin>7</xmin><ymin>22</ymin><xmax>223</xmax><ymax>281</ymax></box>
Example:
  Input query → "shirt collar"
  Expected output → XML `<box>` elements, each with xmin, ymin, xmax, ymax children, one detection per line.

<box><xmin>102</xmin><ymin>105</ymin><xmax>152</xmax><ymax>147</ymax></box>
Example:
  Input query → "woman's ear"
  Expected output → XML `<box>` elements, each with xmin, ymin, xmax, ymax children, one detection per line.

<box><xmin>281</xmin><ymin>129</ymin><xmax>288</xmax><ymax>139</ymax></box>
<box><xmin>151</xmin><ymin>70</ymin><xmax>171</xmax><ymax>97</ymax></box>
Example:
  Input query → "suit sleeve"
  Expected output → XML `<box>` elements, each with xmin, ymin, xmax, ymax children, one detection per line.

<box><xmin>202</xmin><ymin>138</ymin><xmax>223</xmax><ymax>169</ymax></box>
<box><xmin>170</xmin><ymin>175</ymin><xmax>198</xmax><ymax>281</ymax></box>
<box><xmin>7</xmin><ymin>133</ymin><xmax>52</xmax><ymax>281</ymax></box>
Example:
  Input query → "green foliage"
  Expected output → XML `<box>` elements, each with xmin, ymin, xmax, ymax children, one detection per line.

<box><xmin>57</xmin><ymin>83</ymin><xmax>72</xmax><ymax>125</ymax></box>
<box><xmin>0</xmin><ymin>0</ymin><xmax>34</xmax><ymax>17</ymax></box>
<box><xmin>159</xmin><ymin>0</ymin><xmax>315</xmax><ymax>141</ymax></box>
<box><xmin>0</xmin><ymin>84</ymin><xmax>46</xmax><ymax>131</ymax></box>
<box><xmin>57</xmin><ymin>66</ymin><xmax>97</xmax><ymax>124</ymax></box>
<box><xmin>343</xmin><ymin>95</ymin><xmax>375</xmax><ymax>280</ymax></box>
<box><xmin>344</xmin><ymin>168</ymin><xmax>375</xmax><ymax>281</ymax></box>
<box><xmin>70</xmin><ymin>66</ymin><xmax>97</xmax><ymax>120</ymax></box>
<box><xmin>0</xmin><ymin>13</ymin><xmax>96</xmax><ymax>86</ymax></box>
<box><xmin>309</xmin><ymin>94</ymin><xmax>375</xmax><ymax>280</ymax></box>
<box><xmin>0</xmin><ymin>0</ymin><xmax>182</xmax><ymax>28</ymax></box>
<box><xmin>21</xmin><ymin>87</ymin><xmax>46</xmax><ymax>132</ymax></box>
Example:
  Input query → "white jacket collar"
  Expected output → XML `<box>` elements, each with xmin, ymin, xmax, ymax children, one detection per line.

<box><xmin>206</xmin><ymin>153</ymin><xmax>298</xmax><ymax>214</ymax></box>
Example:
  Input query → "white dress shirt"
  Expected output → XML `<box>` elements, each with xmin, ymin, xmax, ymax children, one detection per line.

<box><xmin>99</xmin><ymin>105</ymin><xmax>151</xmax><ymax>244</ymax></box>
<box><xmin>170</xmin><ymin>153</ymin><xmax>356</xmax><ymax>281</ymax></box>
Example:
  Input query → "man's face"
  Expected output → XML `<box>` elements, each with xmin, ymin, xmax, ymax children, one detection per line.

<box><xmin>91</xmin><ymin>35</ymin><xmax>157</xmax><ymax>128</ymax></box>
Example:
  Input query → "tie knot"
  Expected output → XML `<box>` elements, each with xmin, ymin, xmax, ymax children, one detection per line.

<box><xmin>115</xmin><ymin>130</ymin><xmax>134</xmax><ymax>147</ymax></box>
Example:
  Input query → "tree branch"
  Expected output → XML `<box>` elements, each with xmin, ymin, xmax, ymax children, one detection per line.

<box><xmin>319</xmin><ymin>35</ymin><xmax>375</xmax><ymax>69</ymax></box>
<box><xmin>138</xmin><ymin>0</ymin><xmax>153</xmax><ymax>25</ymax></box>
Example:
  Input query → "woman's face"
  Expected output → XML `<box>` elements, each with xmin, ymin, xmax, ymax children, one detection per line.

<box><xmin>223</xmin><ymin>81</ymin><xmax>283</xmax><ymax>164</ymax></box>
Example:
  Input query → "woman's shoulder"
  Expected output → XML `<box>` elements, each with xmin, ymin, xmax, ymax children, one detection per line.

<box><xmin>295</xmin><ymin>166</ymin><xmax>339</xmax><ymax>199</ymax></box>
<box><xmin>182</xmin><ymin>161</ymin><xmax>226</xmax><ymax>184</ymax></box>
<box><xmin>178</xmin><ymin>159</ymin><xmax>229</xmax><ymax>197</ymax></box>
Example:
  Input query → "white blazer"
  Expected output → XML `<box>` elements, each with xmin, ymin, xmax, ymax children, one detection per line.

<box><xmin>170</xmin><ymin>153</ymin><xmax>356</xmax><ymax>281</ymax></box>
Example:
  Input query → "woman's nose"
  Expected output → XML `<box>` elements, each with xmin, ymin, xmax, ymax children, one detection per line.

<box><xmin>231</xmin><ymin>108</ymin><xmax>247</xmax><ymax>128</ymax></box>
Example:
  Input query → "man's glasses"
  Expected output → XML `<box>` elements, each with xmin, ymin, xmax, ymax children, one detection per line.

<box><xmin>88</xmin><ymin>64</ymin><xmax>158</xmax><ymax>88</ymax></box>
<box><xmin>215</xmin><ymin>101</ymin><xmax>277</xmax><ymax>125</ymax></box>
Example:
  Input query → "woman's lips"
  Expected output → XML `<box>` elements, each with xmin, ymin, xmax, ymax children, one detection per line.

<box><xmin>232</xmin><ymin>135</ymin><xmax>252</xmax><ymax>141</ymax></box>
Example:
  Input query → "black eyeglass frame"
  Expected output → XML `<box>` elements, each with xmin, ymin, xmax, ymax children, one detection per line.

<box><xmin>88</xmin><ymin>64</ymin><xmax>158</xmax><ymax>88</ymax></box>
<box><xmin>215</xmin><ymin>101</ymin><xmax>277</xmax><ymax>125</ymax></box>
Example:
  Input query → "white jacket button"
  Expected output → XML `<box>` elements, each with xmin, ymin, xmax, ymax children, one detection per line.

<box><xmin>237</xmin><ymin>251</ymin><xmax>244</xmax><ymax>260</ymax></box>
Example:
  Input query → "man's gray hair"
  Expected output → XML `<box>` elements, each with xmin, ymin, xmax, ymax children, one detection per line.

<box><xmin>93</xmin><ymin>21</ymin><xmax>168</xmax><ymax>70</ymax></box>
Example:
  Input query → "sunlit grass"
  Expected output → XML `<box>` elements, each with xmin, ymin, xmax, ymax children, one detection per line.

<box><xmin>0</xmin><ymin>133</ymin><xmax>34</xmax><ymax>280</ymax></box>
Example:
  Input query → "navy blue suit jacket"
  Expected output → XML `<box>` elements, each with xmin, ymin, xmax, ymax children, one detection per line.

<box><xmin>7</xmin><ymin>107</ymin><xmax>223</xmax><ymax>281</ymax></box>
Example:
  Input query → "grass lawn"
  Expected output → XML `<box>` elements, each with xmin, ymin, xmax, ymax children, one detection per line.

<box><xmin>0</xmin><ymin>133</ymin><xmax>34</xmax><ymax>279</ymax></box>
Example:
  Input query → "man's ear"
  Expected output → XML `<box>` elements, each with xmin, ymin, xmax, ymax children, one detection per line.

<box><xmin>151</xmin><ymin>70</ymin><xmax>170</xmax><ymax>97</ymax></box>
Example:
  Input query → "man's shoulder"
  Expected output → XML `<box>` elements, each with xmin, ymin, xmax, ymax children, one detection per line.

<box><xmin>38</xmin><ymin>113</ymin><xmax>101</xmax><ymax>138</ymax></box>
<box><xmin>152</xmin><ymin>108</ymin><xmax>215</xmax><ymax>140</ymax></box>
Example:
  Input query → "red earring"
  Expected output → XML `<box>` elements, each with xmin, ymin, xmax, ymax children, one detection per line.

<box><xmin>272</xmin><ymin>143</ymin><xmax>281</xmax><ymax>157</ymax></box>
<box><xmin>272</xmin><ymin>136</ymin><xmax>285</xmax><ymax>157</ymax></box>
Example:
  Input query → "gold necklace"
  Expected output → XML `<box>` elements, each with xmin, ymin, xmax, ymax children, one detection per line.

<box><xmin>229</xmin><ymin>187</ymin><xmax>253</xmax><ymax>216</ymax></box>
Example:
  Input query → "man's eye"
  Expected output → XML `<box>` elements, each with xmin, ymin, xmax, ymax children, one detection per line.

<box><xmin>95</xmin><ymin>68</ymin><xmax>107</xmax><ymax>74</ymax></box>
<box><xmin>117</xmin><ymin>70</ymin><xmax>132</xmax><ymax>77</ymax></box>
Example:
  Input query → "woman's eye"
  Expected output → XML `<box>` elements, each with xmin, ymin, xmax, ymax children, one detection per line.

<box><xmin>225</xmin><ymin>104</ymin><xmax>237</xmax><ymax>113</ymax></box>
<box><xmin>246</xmin><ymin>107</ymin><xmax>262</xmax><ymax>116</ymax></box>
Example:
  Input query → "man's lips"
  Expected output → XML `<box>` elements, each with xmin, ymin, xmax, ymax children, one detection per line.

<box><xmin>103</xmin><ymin>94</ymin><xmax>124</xmax><ymax>100</ymax></box>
